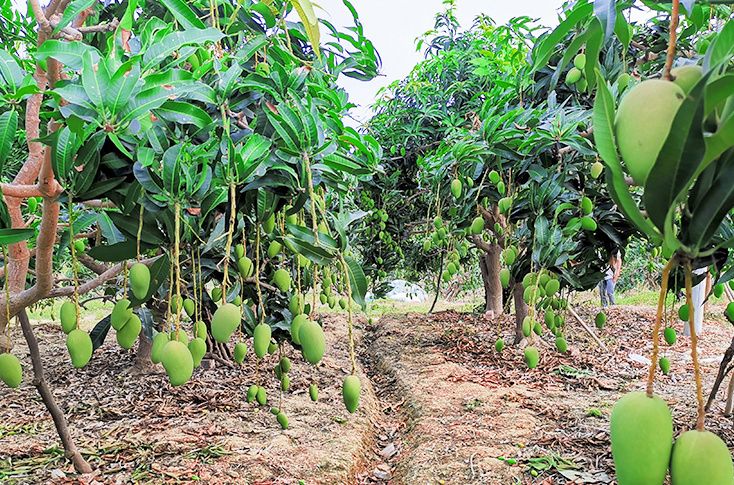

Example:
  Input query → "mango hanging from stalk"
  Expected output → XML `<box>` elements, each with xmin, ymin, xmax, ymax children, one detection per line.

<box><xmin>610</xmin><ymin>391</ymin><xmax>673</xmax><ymax>485</ymax></box>
<box><xmin>495</xmin><ymin>338</ymin><xmax>504</xmax><ymax>353</ymax></box>
<box><xmin>246</xmin><ymin>384</ymin><xmax>257</xmax><ymax>403</ymax></box>
<box><xmin>151</xmin><ymin>331</ymin><xmax>170</xmax><ymax>364</ymax></box>
<box><xmin>591</xmin><ymin>161</ymin><xmax>604</xmax><ymax>179</ymax></box>
<box><xmin>277</xmin><ymin>411</ymin><xmax>289</xmax><ymax>429</ymax></box>
<box><xmin>117</xmin><ymin>314</ymin><xmax>141</xmax><ymax>350</ymax></box>
<box><xmin>0</xmin><ymin>353</ymin><xmax>22</xmax><ymax>388</ymax></box>
<box><xmin>188</xmin><ymin>337</ymin><xmax>206</xmax><ymax>368</ymax></box>
<box><xmin>267</xmin><ymin>241</ymin><xmax>282</xmax><ymax>259</ymax></box>
<box><xmin>253</xmin><ymin>323</ymin><xmax>272</xmax><ymax>358</ymax></box>
<box><xmin>183</xmin><ymin>298</ymin><xmax>195</xmax><ymax>318</ymax></box>
<box><xmin>470</xmin><ymin>217</ymin><xmax>484</xmax><ymax>235</ymax></box>
<box><xmin>309</xmin><ymin>383</ymin><xmax>319</xmax><ymax>401</ymax></box>
<box><xmin>670</xmin><ymin>430</ymin><xmax>733</xmax><ymax>485</ymax></box>
<box><xmin>524</xmin><ymin>347</ymin><xmax>539</xmax><ymax>369</ymax></box>
<box><xmin>66</xmin><ymin>329</ymin><xmax>93</xmax><ymax>368</ymax></box>
<box><xmin>659</xmin><ymin>357</ymin><xmax>670</xmax><ymax>375</ymax></box>
<box><xmin>237</xmin><ymin>257</ymin><xmax>253</xmax><ymax>278</ymax></box>
<box><xmin>235</xmin><ymin>244</ymin><xmax>245</xmax><ymax>259</ymax></box>
<box><xmin>273</xmin><ymin>269</ymin><xmax>291</xmax><ymax>292</ymax></box>
<box><xmin>262</xmin><ymin>214</ymin><xmax>276</xmax><ymax>234</ymax></box>
<box><xmin>450</xmin><ymin>179</ymin><xmax>462</xmax><ymax>198</ymax></box>
<box><xmin>211</xmin><ymin>303</ymin><xmax>241</xmax><ymax>343</ymax></box>
<box><xmin>194</xmin><ymin>321</ymin><xmax>207</xmax><ymax>339</ymax></box>
<box><xmin>299</xmin><ymin>320</ymin><xmax>326</xmax><ymax>364</ymax></box>
<box><xmin>500</xmin><ymin>268</ymin><xmax>510</xmax><ymax>288</ymax></box>
<box><xmin>670</xmin><ymin>65</ymin><xmax>703</xmax><ymax>94</ymax></box>
<box><xmin>110</xmin><ymin>299</ymin><xmax>133</xmax><ymax>331</ymax></box>
<box><xmin>129</xmin><ymin>262</ymin><xmax>150</xmax><ymax>300</ymax></box>
<box><xmin>60</xmin><ymin>301</ymin><xmax>77</xmax><ymax>334</ymax></box>
<box><xmin>256</xmin><ymin>386</ymin><xmax>267</xmax><ymax>405</ymax></box>
<box><xmin>555</xmin><ymin>336</ymin><xmax>568</xmax><ymax>353</ymax></box>
<box><xmin>679</xmin><ymin>304</ymin><xmax>690</xmax><ymax>322</ymax></box>
<box><xmin>342</xmin><ymin>375</ymin><xmax>361</xmax><ymax>413</ymax></box>
<box><xmin>291</xmin><ymin>314</ymin><xmax>308</xmax><ymax>345</ymax></box>
<box><xmin>211</xmin><ymin>286</ymin><xmax>222</xmax><ymax>302</ymax></box>
<box><xmin>664</xmin><ymin>327</ymin><xmax>677</xmax><ymax>345</ymax></box>
<box><xmin>161</xmin><ymin>341</ymin><xmax>194</xmax><ymax>387</ymax></box>
<box><xmin>234</xmin><ymin>342</ymin><xmax>248</xmax><ymax>364</ymax></box>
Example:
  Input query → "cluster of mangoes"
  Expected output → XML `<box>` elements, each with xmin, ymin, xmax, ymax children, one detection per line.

<box><xmin>564</xmin><ymin>53</ymin><xmax>588</xmax><ymax>92</ymax></box>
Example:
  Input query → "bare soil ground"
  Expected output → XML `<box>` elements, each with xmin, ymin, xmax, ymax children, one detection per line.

<box><xmin>362</xmin><ymin>304</ymin><xmax>734</xmax><ymax>484</ymax></box>
<box><xmin>3</xmin><ymin>303</ymin><xmax>734</xmax><ymax>484</ymax></box>
<box><xmin>0</xmin><ymin>314</ymin><xmax>379</xmax><ymax>484</ymax></box>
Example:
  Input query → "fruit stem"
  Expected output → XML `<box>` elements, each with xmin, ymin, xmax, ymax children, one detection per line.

<box><xmin>684</xmin><ymin>262</ymin><xmax>706</xmax><ymax>431</ymax></box>
<box><xmin>2</xmin><ymin>245</ymin><xmax>11</xmax><ymax>350</ymax></box>
<box><xmin>174</xmin><ymin>202</ymin><xmax>182</xmax><ymax>333</ymax></box>
<box><xmin>221</xmin><ymin>182</ymin><xmax>237</xmax><ymax>301</ymax></box>
<box><xmin>340</xmin><ymin>254</ymin><xmax>357</xmax><ymax>375</ymax></box>
<box><xmin>136</xmin><ymin>204</ymin><xmax>144</xmax><ymax>262</ymax></box>
<box><xmin>647</xmin><ymin>257</ymin><xmax>676</xmax><ymax>397</ymax></box>
<box><xmin>68</xmin><ymin>195</ymin><xmax>80</xmax><ymax>329</ymax></box>
<box><xmin>663</xmin><ymin>0</ymin><xmax>680</xmax><ymax>81</ymax></box>
<box><xmin>254</xmin><ymin>224</ymin><xmax>265</xmax><ymax>324</ymax></box>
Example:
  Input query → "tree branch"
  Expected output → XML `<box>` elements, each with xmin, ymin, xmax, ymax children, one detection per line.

<box><xmin>46</xmin><ymin>256</ymin><xmax>161</xmax><ymax>299</ymax></box>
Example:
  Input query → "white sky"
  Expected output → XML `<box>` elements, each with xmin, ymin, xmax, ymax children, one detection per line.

<box><xmin>317</xmin><ymin>0</ymin><xmax>562</xmax><ymax>124</ymax></box>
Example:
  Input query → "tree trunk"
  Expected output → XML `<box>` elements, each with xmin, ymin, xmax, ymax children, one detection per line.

<box><xmin>479</xmin><ymin>245</ymin><xmax>503</xmax><ymax>314</ymax></box>
<box><xmin>513</xmin><ymin>282</ymin><xmax>528</xmax><ymax>344</ymax></box>
<box><xmin>17</xmin><ymin>309</ymin><xmax>92</xmax><ymax>474</ymax></box>
<box><xmin>428</xmin><ymin>250</ymin><xmax>445</xmax><ymax>314</ymax></box>
<box><xmin>132</xmin><ymin>333</ymin><xmax>153</xmax><ymax>374</ymax></box>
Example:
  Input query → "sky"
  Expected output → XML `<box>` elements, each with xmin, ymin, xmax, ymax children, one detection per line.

<box><xmin>316</xmin><ymin>0</ymin><xmax>562</xmax><ymax>124</ymax></box>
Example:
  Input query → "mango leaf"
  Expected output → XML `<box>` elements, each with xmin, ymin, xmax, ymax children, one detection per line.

<box><xmin>154</xmin><ymin>101</ymin><xmax>212</xmax><ymax>129</ymax></box>
<box><xmin>159</xmin><ymin>0</ymin><xmax>206</xmax><ymax>30</ymax></box>
<box><xmin>703</xmin><ymin>15</ymin><xmax>734</xmax><ymax>71</ymax></box>
<box><xmin>686</xmin><ymin>149</ymin><xmax>734</xmax><ymax>250</ymax></box>
<box><xmin>643</xmin><ymin>73</ymin><xmax>708</xmax><ymax>233</ymax></box>
<box><xmin>86</xmin><ymin>240</ymin><xmax>138</xmax><ymax>262</ymax></box>
<box><xmin>90</xmin><ymin>316</ymin><xmax>111</xmax><ymax>351</ymax></box>
<box><xmin>0</xmin><ymin>228</ymin><xmax>35</xmax><ymax>245</ymax></box>
<box><xmin>142</xmin><ymin>28</ymin><xmax>224</xmax><ymax>68</ymax></box>
<box><xmin>53</xmin><ymin>0</ymin><xmax>96</xmax><ymax>35</ymax></box>
<box><xmin>343</xmin><ymin>255</ymin><xmax>367</xmax><ymax>308</ymax></box>
<box><xmin>0</xmin><ymin>109</ymin><xmax>18</xmax><ymax>171</ymax></box>
<box><xmin>290</xmin><ymin>0</ymin><xmax>321</xmax><ymax>59</ymax></box>
<box><xmin>107</xmin><ymin>211</ymin><xmax>166</xmax><ymax>245</ymax></box>
<box><xmin>0</xmin><ymin>50</ymin><xmax>24</xmax><ymax>90</ymax></box>
<box><xmin>592</xmin><ymin>71</ymin><xmax>660</xmax><ymax>241</ymax></box>
<box><xmin>81</xmin><ymin>51</ymin><xmax>107</xmax><ymax>108</ymax></box>
<box><xmin>583</xmin><ymin>20</ymin><xmax>603</xmax><ymax>91</ymax></box>
<box><xmin>35</xmin><ymin>40</ymin><xmax>100</xmax><ymax>70</ymax></box>
<box><xmin>106</xmin><ymin>61</ymin><xmax>141</xmax><ymax>115</ymax></box>
<box><xmin>594</xmin><ymin>0</ymin><xmax>615</xmax><ymax>40</ymax></box>
<box><xmin>50</xmin><ymin>126</ymin><xmax>79</xmax><ymax>181</ymax></box>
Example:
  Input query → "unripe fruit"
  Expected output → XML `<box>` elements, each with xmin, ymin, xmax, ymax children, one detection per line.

<box><xmin>183</xmin><ymin>298</ymin><xmax>195</xmax><ymax>318</ymax></box>
<box><xmin>253</xmin><ymin>323</ymin><xmax>272</xmax><ymax>358</ymax></box>
<box><xmin>280</xmin><ymin>375</ymin><xmax>290</xmax><ymax>392</ymax></box>
<box><xmin>595</xmin><ymin>312</ymin><xmax>606</xmax><ymax>329</ymax></box>
<box><xmin>299</xmin><ymin>320</ymin><xmax>326</xmax><ymax>364</ymax></box>
<box><xmin>617</xmin><ymin>72</ymin><xmax>631</xmax><ymax>90</ymax></box>
<box><xmin>267</xmin><ymin>241</ymin><xmax>282</xmax><ymax>259</ymax></box>
<box><xmin>170</xmin><ymin>329</ymin><xmax>189</xmax><ymax>346</ymax></box>
<box><xmin>194</xmin><ymin>321</ymin><xmax>207</xmax><ymax>339</ymax></box>
<box><xmin>117</xmin><ymin>314</ymin><xmax>141</xmax><ymax>350</ymax></box>
<box><xmin>533</xmin><ymin>321</ymin><xmax>543</xmax><ymax>336</ymax></box>
<box><xmin>659</xmin><ymin>357</ymin><xmax>670</xmax><ymax>375</ymax></box>
<box><xmin>664</xmin><ymin>327</ymin><xmax>677</xmax><ymax>345</ymax></box>
<box><xmin>309</xmin><ymin>383</ymin><xmax>319</xmax><ymax>401</ymax></box>
<box><xmin>496</xmin><ymin>181</ymin><xmax>506</xmax><ymax>195</ymax></box>
<box><xmin>470</xmin><ymin>217</ymin><xmax>484</xmax><ymax>235</ymax></box>
<box><xmin>235</xmin><ymin>244</ymin><xmax>245</xmax><ymax>259</ymax></box>
<box><xmin>211</xmin><ymin>303</ymin><xmax>241</xmax><ymax>343</ymax></box>
<box><xmin>555</xmin><ymin>336</ymin><xmax>568</xmax><ymax>353</ymax></box>
<box><xmin>342</xmin><ymin>375</ymin><xmax>361</xmax><ymax>413</ymax></box>
<box><xmin>161</xmin><ymin>341</ymin><xmax>193</xmax><ymax>387</ymax></box>
<box><xmin>256</xmin><ymin>386</ymin><xmax>267</xmax><ymax>405</ymax></box>
<box><xmin>565</xmin><ymin>67</ymin><xmax>582</xmax><ymax>84</ymax></box>
<box><xmin>498</xmin><ymin>197</ymin><xmax>512</xmax><ymax>214</ymax></box>
<box><xmin>581</xmin><ymin>196</ymin><xmax>593</xmax><ymax>215</ymax></box>
<box><xmin>679</xmin><ymin>304</ymin><xmax>690</xmax><ymax>322</ymax></box>
<box><xmin>246</xmin><ymin>384</ymin><xmax>258</xmax><ymax>403</ymax></box>
<box><xmin>211</xmin><ymin>286</ymin><xmax>222</xmax><ymax>302</ymax></box>
<box><xmin>151</xmin><ymin>332</ymin><xmax>170</xmax><ymax>364</ymax></box>
<box><xmin>433</xmin><ymin>215</ymin><xmax>443</xmax><ymax>229</ymax></box>
<box><xmin>262</xmin><ymin>214</ymin><xmax>276</xmax><ymax>234</ymax></box>
<box><xmin>499</xmin><ymin>268</ymin><xmax>511</xmax><ymax>288</ymax></box>
<box><xmin>495</xmin><ymin>338</ymin><xmax>504</xmax><ymax>353</ymax></box>
<box><xmin>545</xmin><ymin>279</ymin><xmax>560</xmax><ymax>296</ymax></box>
<box><xmin>450</xmin><ymin>178</ymin><xmax>462</xmax><ymax>198</ymax></box>
<box><xmin>670</xmin><ymin>430</ymin><xmax>734</xmax><ymax>485</ymax></box>
<box><xmin>671</xmin><ymin>65</ymin><xmax>703</xmax><ymax>94</ymax></box>
<box><xmin>237</xmin><ymin>257</ymin><xmax>253</xmax><ymax>278</ymax></box>
<box><xmin>502</xmin><ymin>248</ymin><xmax>516</xmax><ymax>265</ymax></box>
<box><xmin>66</xmin><ymin>329</ymin><xmax>93</xmax><ymax>368</ymax></box>
<box><xmin>714</xmin><ymin>284</ymin><xmax>724</xmax><ymax>299</ymax></box>
<box><xmin>268</xmin><ymin>341</ymin><xmax>277</xmax><ymax>355</ymax></box>
<box><xmin>0</xmin><ymin>353</ymin><xmax>22</xmax><ymax>388</ymax></box>
<box><xmin>60</xmin><ymin>301</ymin><xmax>77</xmax><ymax>334</ymax></box>
<box><xmin>573</xmin><ymin>53</ymin><xmax>586</xmax><ymax>70</ymax></box>
<box><xmin>273</xmin><ymin>269</ymin><xmax>291</xmax><ymax>292</ymax></box>
<box><xmin>291</xmin><ymin>314</ymin><xmax>308</xmax><ymax>345</ymax></box>
<box><xmin>277</xmin><ymin>411</ymin><xmax>289</xmax><ymax>429</ymax></box>
<box><xmin>129</xmin><ymin>262</ymin><xmax>150</xmax><ymax>300</ymax></box>
<box><xmin>279</xmin><ymin>356</ymin><xmax>291</xmax><ymax>373</ymax></box>
<box><xmin>489</xmin><ymin>170</ymin><xmax>500</xmax><ymax>184</ymax></box>
<box><xmin>234</xmin><ymin>342</ymin><xmax>248</xmax><ymax>364</ymax></box>
<box><xmin>591</xmin><ymin>161</ymin><xmax>604</xmax><ymax>179</ymax></box>
<box><xmin>615</xmin><ymin>80</ymin><xmax>685</xmax><ymax>185</ymax></box>
<box><xmin>289</xmin><ymin>294</ymin><xmax>303</xmax><ymax>315</ymax></box>
<box><xmin>610</xmin><ymin>392</ymin><xmax>673</xmax><ymax>485</ymax></box>
<box><xmin>339</xmin><ymin>297</ymin><xmax>348</xmax><ymax>310</ymax></box>
<box><xmin>581</xmin><ymin>216</ymin><xmax>597</xmax><ymax>231</ymax></box>
<box><xmin>524</xmin><ymin>347</ymin><xmax>539</xmax><ymax>369</ymax></box>
<box><xmin>170</xmin><ymin>295</ymin><xmax>183</xmax><ymax>314</ymax></box>
<box><xmin>188</xmin><ymin>337</ymin><xmax>206</xmax><ymax>368</ymax></box>
<box><xmin>726</xmin><ymin>302</ymin><xmax>734</xmax><ymax>323</ymax></box>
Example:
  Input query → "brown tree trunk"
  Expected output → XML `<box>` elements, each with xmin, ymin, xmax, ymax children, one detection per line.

<box><xmin>132</xmin><ymin>333</ymin><xmax>153</xmax><ymax>373</ymax></box>
<box><xmin>17</xmin><ymin>309</ymin><xmax>92</xmax><ymax>474</ymax></box>
<box><xmin>513</xmin><ymin>282</ymin><xmax>528</xmax><ymax>344</ymax></box>
<box><xmin>479</xmin><ymin>245</ymin><xmax>503</xmax><ymax>314</ymax></box>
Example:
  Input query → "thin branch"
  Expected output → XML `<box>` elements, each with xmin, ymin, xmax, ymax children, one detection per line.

<box><xmin>46</xmin><ymin>256</ymin><xmax>161</xmax><ymax>299</ymax></box>
<box><xmin>663</xmin><ymin>0</ymin><xmax>681</xmax><ymax>80</ymax></box>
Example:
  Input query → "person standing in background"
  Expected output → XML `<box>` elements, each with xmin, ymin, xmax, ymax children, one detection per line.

<box><xmin>599</xmin><ymin>251</ymin><xmax>622</xmax><ymax>307</ymax></box>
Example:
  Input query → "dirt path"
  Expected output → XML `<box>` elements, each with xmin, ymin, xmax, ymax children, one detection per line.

<box><xmin>0</xmin><ymin>314</ymin><xmax>379</xmax><ymax>484</ymax></box>
<box><xmin>361</xmin><ymin>306</ymin><xmax>734</xmax><ymax>484</ymax></box>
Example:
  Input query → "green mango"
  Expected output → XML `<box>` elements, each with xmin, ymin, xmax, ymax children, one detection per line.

<box><xmin>277</xmin><ymin>411</ymin><xmax>289</xmax><ymax>429</ymax></box>
<box><xmin>256</xmin><ymin>386</ymin><xmax>267</xmax><ymax>405</ymax></box>
<box><xmin>555</xmin><ymin>336</ymin><xmax>568</xmax><ymax>353</ymax></box>
<box><xmin>211</xmin><ymin>286</ymin><xmax>222</xmax><ymax>302</ymax></box>
<box><xmin>679</xmin><ymin>304</ymin><xmax>690</xmax><ymax>322</ymax></box>
<box><xmin>116</xmin><ymin>314</ymin><xmax>141</xmax><ymax>350</ymax></box>
<box><xmin>726</xmin><ymin>302</ymin><xmax>734</xmax><ymax>323</ymax></box>
<box><xmin>267</xmin><ymin>241</ymin><xmax>282</xmax><ymax>259</ymax></box>
<box><xmin>664</xmin><ymin>327</ymin><xmax>677</xmax><ymax>345</ymax></box>
<box><xmin>273</xmin><ymin>268</ymin><xmax>291</xmax><ymax>292</ymax></box>
<box><xmin>489</xmin><ymin>170</ymin><xmax>500</xmax><ymax>184</ymax></box>
<box><xmin>291</xmin><ymin>314</ymin><xmax>308</xmax><ymax>345</ymax></box>
<box><xmin>470</xmin><ymin>216</ymin><xmax>484</xmax><ymax>235</ymax></box>
<box><xmin>169</xmin><ymin>329</ymin><xmax>189</xmax><ymax>345</ymax></box>
<box><xmin>188</xmin><ymin>338</ymin><xmax>207</xmax><ymax>368</ymax></box>
<box><xmin>0</xmin><ymin>353</ymin><xmax>22</xmax><ymax>388</ymax></box>
<box><xmin>591</xmin><ymin>161</ymin><xmax>604</xmax><ymax>179</ymax></box>
<box><xmin>309</xmin><ymin>383</ymin><xmax>319</xmax><ymax>401</ymax></box>
<box><xmin>573</xmin><ymin>53</ymin><xmax>586</xmax><ymax>70</ymax></box>
<box><xmin>522</xmin><ymin>317</ymin><xmax>532</xmax><ymax>337</ymax></box>
<box><xmin>129</xmin><ymin>262</ymin><xmax>150</xmax><ymax>300</ymax></box>
<box><xmin>237</xmin><ymin>257</ymin><xmax>254</xmax><ymax>278</ymax></box>
<box><xmin>714</xmin><ymin>284</ymin><xmax>724</xmax><ymax>299</ymax></box>
<box><xmin>60</xmin><ymin>301</ymin><xmax>77</xmax><ymax>334</ymax></box>
<box><xmin>595</xmin><ymin>312</ymin><xmax>606</xmax><ymax>329</ymax></box>
<box><xmin>499</xmin><ymin>268</ymin><xmax>511</xmax><ymax>288</ymax></box>
<box><xmin>494</xmin><ymin>338</ymin><xmax>504</xmax><ymax>353</ymax></box>
<box><xmin>211</xmin><ymin>303</ymin><xmax>241</xmax><ymax>343</ymax></box>
<box><xmin>66</xmin><ymin>329</ymin><xmax>93</xmax><ymax>368</ymax></box>
<box><xmin>235</xmin><ymin>243</ymin><xmax>245</xmax><ymax>259</ymax></box>
<box><xmin>111</xmin><ymin>299</ymin><xmax>133</xmax><ymax>331</ymax></box>
<box><xmin>659</xmin><ymin>357</ymin><xmax>671</xmax><ymax>375</ymax></box>
<box><xmin>545</xmin><ymin>279</ymin><xmax>560</xmax><ymax>296</ymax></box>
<box><xmin>450</xmin><ymin>178</ymin><xmax>462</xmax><ymax>198</ymax></box>
<box><xmin>279</xmin><ymin>356</ymin><xmax>291</xmax><ymax>373</ymax></box>
<box><xmin>611</xmin><ymin>392</ymin><xmax>673</xmax><ymax>485</ymax></box>
<box><xmin>670</xmin><ymin>430</ymin><xmax>733</xmax><ymax>485</ymax></box>
<box><xmin>234</xmin><ymin>342</ymin><xmax>248</xmax><ymax>364</ymax></box>
<box><xmin>253</xmin><ymin>323</ymin><xmax>272</xmax><ymax>358</ymax></box>
<box><xmin>280</xmin><ymin>375</ymin><xmax>290</xmax><ymax>392</ymax></box>
<box><xmin>342</xmin><ymin>375</ymin><xmax>361</xmax><ymax>413</ymax></box>
<box><xmin>161</xmin><ymin>341</ymin><xmax>194</xmax><ymax>387</ymax></box>
<box><xmin>183</xmin><ymin>298</ymin><xmax>196</xmax><ymax>318</ymax></box>
<box><xmin>299</xmin><ymin>320</ymin><xmax>326</xmax><ymax>364</ymax></box>
<box><xmin>289</xmin><ymin>294</ymin><xmax>303</xmax><ymax>315</ymax></box>
<box><xmin>565</xmin><ymin>67</ymin><xmax>582</xmax><ymax>84</ymax></box>
<box><xmin>502</xmin><ymin>248</ymin><xmax>516</xmax><ymax>265</ymax></box>
<box><xmin>581</xmin><ymin>216</ymin><xmax>597</xmax><ymax>231</ymax></box>
<box><xmin>524</xmin><ymin>347</ymin><xmax>539</xmax><ymax>369</ymax></box>
<box><xmin>246</xmin><ymin>384</ymin><xmax>258</xmax><ymax>403</ymax></box>
<box><xmin>194</xmin><ymin>321</ymin><xmax>207</xmax><ymax>339</ymax></box>
<box><xmin>262</xmin><ymin>214</ymin><xmax>276</xmax><ymax>234</ymax></box>
<box><xmin>151</xmin><ymin>332</ymin><xmax>170</xmax><ymax>364</ymax></box>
